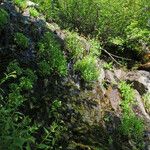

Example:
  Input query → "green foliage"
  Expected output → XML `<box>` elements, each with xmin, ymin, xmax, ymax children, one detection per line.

<box><xmin>7</xmin><ymin>60</ymin><xmax>22</xmax><ymax>76</ymax></box>
<box><xmin>118</xmin><ymin>81</ymin><xmax>144</xmax><ymax>143</ymax></box>
<box><xmin>0</xmin><ymin>8</ymin><xmax>9</xmax><ymax>30</ymax></box>
<box><xmin>88</xmin><ymin>38</ymin><xmax>101</xmax><ymax>57</ymax></box>
<box><xmin>0</xmin><ymin>73</ymin><xmax>35</xmax><ymax>150</ymax></box>
<box><xmin>125</xmin><ymin>21</ymin><xmax>150</xmax><ymax>55</ymax></box>
<box><xmin>103</xmin><ymin>62</ymin><xmax>113</xmax><ymax>70</ymax></box>
<box><xmin>38</xmin><ymin>32</ymin><xmax>67</xmax><ymax>76</ymax></box>
<box><xmin>13</xmin><ymin>0</ymin><xmax>27</xmax><ymax>10</ymax></box>
<box><xmin>40</xmin><ymin>0</ymin><xmax>150</xmax><ymax>57</ymax></box>
<box><xmin>38</xmin><ymin>100</ymin><xmax>67</xmax><ymax>150</ymax></box>
<box><xmin>74</xmin><ymin>56</ymin><xmax>99</xmax><ymax>81</ymax></box>
<box><xmin>0</xmin><ymin>71</ymin><xmax>17</xmax><ymax>85</ymax></box>
<box><xmin>14</xmin><ymin>32</ymin><xmax>29</xmax><ymax>49</ymax></box>
<box><xmin>31</xmin><ymin>0</ymin><xmax>53</xmax><ymax>19</ymax></box>
<box><xmin>65</xmin><ymin>31</ymin><xmax>85</xmax><ymax>59</ymax></box>
<box><xmin>142</xmin><ymin>92</ymin><xmax>150</xmax><ymax>113</ymax></box>
<box><xmin>29</xmin><ymin>8</ymin><xmax>39</xmax><ymax>17</ymax></box>
<box><xmin>118</xmin><ymin>81</ymin><xmax>135</xmax><ymax>111</ymax></box>
<box><xmin>120</xmin><ymin>113</ymin><xmax>144</xmax><ymax>140</ymax></box>
<box><xmin>19</xmin><ymin>77</ymin><xmax>34</xmax><ymax>90</ymax></box>
<box><xmin>53</xmin><ymin>0</ymin><xmax>100</xmax><ymax>35</ymax></box>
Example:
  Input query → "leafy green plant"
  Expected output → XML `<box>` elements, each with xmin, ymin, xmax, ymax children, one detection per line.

<box><xmin>38</xmin><ymin>100</ymin><xmax>67</xmax><ymax>150</ymax></box>
<box><xmin>14</xmin><ymin>32</ymin><xmax>29</xmax><ymax>49</ymax></box>
<box><xmin>120</xmin><ymin>113</ymin><xmax>144</xmax><ymax>140</ymax></box>
<box><xmin>125</xmin><ymin>21</ymin><xmax>150</xmax><ymax>55</ymax></box>
<box><xmin>31</xmin><ymin>0</ymin><xmax>53</xmax><ymax>19</ymax></box>
<box><xmin>13</xmin><ymin>0</ymin><xmax>27</xmax><ymax>10</ymax></box>
<box><xmin>103</xmin><ymin>62</ymin><xmax>113</xmax><ymax>70</ymax></box>
<box><xmin>0</xmin><ymin>8</ymin><xmax>9</xmax><ymax>30</ymax></box>
<box><xmin>7</xmin><ymin>60</ymin><xmax>22</xmax><ymax>76</ymax></box>
<box><xmin>53</xmin><ymin>0</ymin><xmax>101</xmax><ymax>35</ymax></box>
<box><xmin>74</xmin><ymin>55</ymin><xmax>99</xmax><ymax>81</ymax></box>
<box><xmin>38</xmin><ymin>32</ymin><xmax>67</xmax><ymax>76</ymax></box>
<box><xmin>88</xmin><ymin>38</ymin><xmax>101</xmax><ymax>56</ymax></box>
<box><xmin>41</xmin><ymin>0</ymin><xmax>150</xmax><ymax>59</ymax></box>
<box><xmin>65</xmin><ymin>31</ymin><xmax>85</xmax><ymax>59</ymax></box>
<box><xmin>118</xmin><ymin>81</ymin><xmax>144</xmax><ymax>143</ymax></box>
<box><xmin>29</xmin><ymin>8</ymin><xmax>39</xmax><ymax>17</ymax></box>
<box><xmin>0</xmin><ymin>73</ymin><xmax>36</xmax><ymax>150</ymax></box>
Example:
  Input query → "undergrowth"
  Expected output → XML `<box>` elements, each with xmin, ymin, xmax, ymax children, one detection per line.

<box><xmin>38</xmin><ymin>32</ymin><xmax>67</xmax><ymax>76</ymax></box>
<box><xmin>119</xmin><ymin>81</ymin><xmax>144</xmax><ymax>147</ymax></box>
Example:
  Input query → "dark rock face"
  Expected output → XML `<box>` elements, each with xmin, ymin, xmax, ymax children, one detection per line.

<box><xmin>125</xmin><ymin>71</ymin><xmax>150</xmax><ymax>95</ymax></box>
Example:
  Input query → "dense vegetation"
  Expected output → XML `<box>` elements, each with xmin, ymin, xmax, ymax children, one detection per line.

<box><xmin>0</xmin><ymin>0</ymin><xmax>149</xmax><ymax>149</ymax></box>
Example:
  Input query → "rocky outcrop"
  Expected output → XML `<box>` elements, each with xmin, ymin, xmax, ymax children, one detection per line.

<box><xmin>1</xmin><ymin>1</ymin><xmax>150</xmax><ymax>149</ymax></box>
<box><xmin>125</xmin><ymin>70</ymin><xmax>150</xmax><ymax>94</ymax></box>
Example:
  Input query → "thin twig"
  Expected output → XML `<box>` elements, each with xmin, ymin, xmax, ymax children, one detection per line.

<box><xmin>101</xmin><ymin>48</ymin><xmax>123</xmax><ymax>66</ymax></box>
<box><xmin>101</xmin><ymin>48</ymin><xmax>132</xmax><ymax>61</ymax></box>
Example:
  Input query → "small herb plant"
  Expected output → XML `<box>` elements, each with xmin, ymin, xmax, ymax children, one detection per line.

<box><xmin>0</xmin><ymin>73</ymin><xmax>36</xmax><ymax>150</ymax></box>
<box><xmin>103</xmin><ymin>62</ymin><xmax>113</xmax><ymax>70</ymax></box>
<box><xmin>38</xmin><ymin>100</ymin><xmax>67</xmax><ymax>149</ymax></box>
<box><xmin>29</xmin><ymin>8</ymin><xmax>39</xmax><ymax>18</ymax></box>
<box><xmin>118</xmin><ymin>81</ymin><xmax>144</xmax><ymax>143</ymax></box>
<box><xmin>74</xmin><ymin>55</ymin><xmax>99</xmax><ymax>81</ymax></box>
<box><xmin>14</xmin><ymin>32</ymin><xmax>29</xmax><ymax>49</ymax></box>
<box><xmin>89</xmin><ymin>38</ymin><xmax>101</xmax><ymax>56</ymax></box>
<box><xmin>13</xmin><ymin>0</ymin><xmax>27</xmax><ymax>10</ymax></box>
<box><xmin>38</xmin><ymin>32</ymin><xmax>67</xmax><ymax>76</ymax></box>
<box><xmin>0</xmin><ymin>8</ymin><xmax>9</xmax><ymax>30</ymax></box>
<box><xmin>65</xmin><ymin>31</ymin><xmax>85</xmax><ymax>59</ymax></box>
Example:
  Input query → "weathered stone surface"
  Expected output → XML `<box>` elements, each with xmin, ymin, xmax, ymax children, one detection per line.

<box><xmin>105</xmin><ymin>86</ymin><xmax>121</xmax><ymax>113</ymax></box>
<box><xmin>125</xmin><ymin>71</ymin><xmax>150</xmax><ymax>94</ymax></box>
<box><xmin>133</xmin><ymin>90</ymin><xmax>150</xmax><ymax>122</ymax></box>
<box><xmin>104</xmin><ymin>70</ymin><xmax>118</xmax><ymax>84</ymax></box>
<box><xmin>114</xmin><ymin>69</ymin><xmax>126</xmax><ymax>80</ymax></box>
<box><xmin>104</xmin><ymin>69</ymin><xmax>126</xmax><ymax>84</ymax></box>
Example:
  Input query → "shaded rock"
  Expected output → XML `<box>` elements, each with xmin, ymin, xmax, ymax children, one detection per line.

<box><xmin>133</xmin><ymin>90</ymin><xmax>150</xmax><ymax>122</ymax></box>
<box><xmin>105</xmin><ymin>70</ymin><xmax>118</xmax><ymax>84</ymax></box>
<box><xmin>98</xmin><ymin>68</ymin><xmax>105</xmax><ymax>83</ymax></box>
<box><xmin>104</xmin><ymin>69</ymin><xmax>126</xmax><ymax>84</ymax></box>
<box><xmin>105</xmin><ymin>86</ymin><xmax>121</xmax><ymax>113</ymax></box>
<box><xmin>114</xmin><ymin>69</ymin><xmax>126</xmax><ymax>80</ymax></box>
<box><xmin>125</xmin><ymin>71</ymin><xmax>150</xmax><ymax>94</ymax></box>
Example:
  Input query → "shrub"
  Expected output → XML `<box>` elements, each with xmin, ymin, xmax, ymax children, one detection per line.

<box><xmin>88</xmin><ymin>38</ymin><xmax>101</xmax><ymax>56</ymax></box>
<box><xmin>42</xmin><ymin>0</ymin><xmax>149</xmax><ymax>58</ymax></box>
<box><xmin>31</xmin><ymin>0</ymin><xmax>53</xmax><ymax>19</ymax></box>
<box><xmin>65</xmin><ymin>31</ymin><xmax>86</xmax><ymax>59</ymax></box>
<box><xmin>29</xmin><ymin>8</ymin><xmax>39</xmax><ymax>17</ymax></box>
<box><xmin>38</xmin><ymin>32</ymin><xmax>67</xmax><ymax>76</ymax></box>
<box><xmin>53</xmin><ymin>0</ymin><xmax>100</xmax><ymax>35</ymax></box>
<box><xmin>14</xmin><ymin>32</ymin><xmax>29</xmax><ymax>49</ymax></box>
<box><xmin>13</xmin><ymin>0</ymin><xmax>27</xmax><ymax>10</ymax></box>
<box><xmin>74</xmin><ymin>55</ymin><xmax>99</xmax><ymax>81</ymax></box>
<box><xmin>0</xmin><ymin>8</ymin><xmax>9</xmax><ymax>30</ymax></box>
<box><xmin>125</xmin><ymin>21</ymin><xmax>150</xmax><ymax>55</ymax></box>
